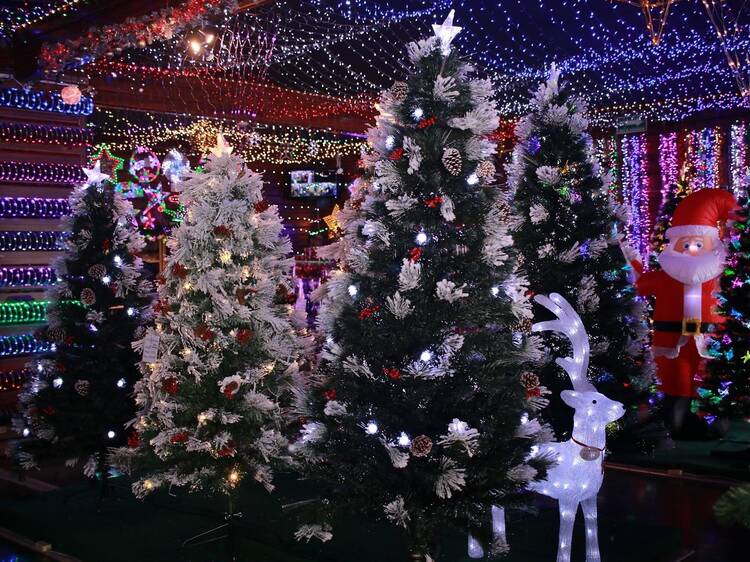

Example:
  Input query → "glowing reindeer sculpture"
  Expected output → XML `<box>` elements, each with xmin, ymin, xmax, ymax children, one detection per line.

<box><xmin>469</xmin><ymin>293</ymin><xmax>625</xmax><ymax>562</ymax></box>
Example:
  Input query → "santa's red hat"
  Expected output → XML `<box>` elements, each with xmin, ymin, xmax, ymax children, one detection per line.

<box><xmin>666</xmin><ymin>188</ymin><xmax>738</xmax><ymax>240</ymax></box>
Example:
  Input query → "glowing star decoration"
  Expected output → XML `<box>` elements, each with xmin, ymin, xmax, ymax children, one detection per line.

<box><xmin>90</xmin><ymin>145</ymin><xmax>125</xmax><ymax>178</ymax></box>
<box><xmin>82</xmin><ymin>161</ymin><xmax>110</xmax><ymax>186</ymax></box>
<box><xmin>476</xmin><ymin>294</ymin><xmax>625</xmax><ymax>562</ymax></box>
<box><xmin>323</xmin><ymin>204</ymin><xmax>342</xmax><ymax>233</ymax></box>
<box><xmin>209</xmin><ymin>133</ymin><xmax>233</xmax><ymax>158</ymax></box>
<box><xmin>432</xmin><ymin>9</ymin><xmax>462</xmax><ymax>56</ymax></box>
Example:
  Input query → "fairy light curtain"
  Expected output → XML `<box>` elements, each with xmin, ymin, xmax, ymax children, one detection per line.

<box><xmin>610</xmin><ymin>122</ymin><xmax>748</xmax><ymax>266</ymax></box>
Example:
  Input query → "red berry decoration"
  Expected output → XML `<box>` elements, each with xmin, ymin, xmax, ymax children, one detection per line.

<box><xmin>170</xmin><ymin>431</ymin><xmax>189</xmax><ymax>444</ymax></box>
<box><xmin>195</xmin><ymin>324</ymin><xmax>215</xmax><ymax>342</ymax></box>
<box><xmin>235</xmin><ymin>328</ymin><xmax>253</xmax><ymax>344</ymax></box>
<box><xmin>359</xmin><ymin>305</ymin><xmax>381</xmax><ymax>320</ymax></box>
<box><xmin>217</xmin><ymin>441</ymin><xmax>236</xmax><ymax>457</ymax></box>
<box><xmin>162</xmin><ymin>377</ymin><xmax>179</xmax><ymax>395</ymax></box>
<box><xmin>127</xmin><ymin>431</ymin><xmax>140</xmax><ymax>448</ymax></box>
<box><xmin>409</xmin><ymin>247</ymin><xmax>422</xmax><ymax>262</ymax></box>
<box><xmin>389</xmin><ymin>147</ymin><xmax>404</xmax><ymax>160</ymax></box>
<box><xmin>418</xmin><ymin>116</ymin><xmax>437</xmax><ymax>129</ymax></box>
<box><xmin>383</xmin><ymin>367</ymin><xmax>401</xmax><ymax>380</ymax></box>
<box><xmin>213</xmin><ymin>225</ymin><xmax>232</xmax><ymax>238</ymax></box>
<box><xmin>424</xmin><ymin>196</ymin><xmax>444</xmax><ymax>208</ymax></box>
<box><xmin>223</xmin><ymin>381</ymin><xmax>239</xmax><ymax>400</ymax></box>
<box><xmin>254</xmin><ymin>201</ymin><xmax>270</xmax><ymax>214</ymax></box>
<box><xmin>171</xmin><ymin>263</ymin><xmax>188</xmax><ymax>279</ymax></box>
<box><xmin>324</xmin><ymin>389</ymin><xmax>337</xmax><ymax>401</ymax></box>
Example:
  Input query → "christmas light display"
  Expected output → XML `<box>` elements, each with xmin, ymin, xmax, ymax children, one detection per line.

<box><xmin>0</xmin><ymin>161</ymin><xmax>86</xmax><ymax>184</ymax></box>
<box><xmin>687</xmin><ymin>127</ymin><xmax>722</xmax><ymax>190</ymax></box>
<box><xmin>0</xmin><ymin>88</ymin><xmax>93</xmax><ymax>116</ymax></box>
<box><xmin>0</xmin><ymin>334</ymin><xmax>52</xmax><ymax>358</ymax></box>
<box><xmin>90</xmin><ymin>145</ymin><xmax>125</xmax><ymax>178</ymax></box>
<box><xmin>620</xmin><ymin>134</ymin><xmax>652</xmax><ymax>265</ymax></box>
<box><xmin>658</xmin><ymin>132</ymin><xmax>679</xmax><ymax>202</ymax></box>
<box><xmin>1</xmin><ymin>0</ymin><xmax>86</xmax><ymax>35</ymax></box>
<box><xmin>730</xmin><ymin>122</ymin><xmax>748</xmax><ymax>196</ymax></box>
<box><xmin>0</xmin><ymin>231</ymin><xmax>66</xmax><ymax>252</ymax></box>
<box><xmin>0</xmin><ymin>267</ymin><xmax>57</xmax><ymax>288</ymax></box>
<box><xmin>0</xmin><ymin>369</ymin><xmax>28</xmax><ymax>392</ymax></box>
<box><xmin>128</xmin><ymin>146</ymin><xmax>161</xmax><ymax>183</ymax></box>
<box><xmin>0</xmin><ymin>197</ymin><xmax>70</xmax><ymax>219</ymax></box>
<box><xmin>0</xmin><ymin>300</ymin><xmax>51</xmax><ymax>325</ymax></box>
<box><xmin>0</xmin><ymin>122</ymin><xmax>92</xmax><ymax>147</ymax></box>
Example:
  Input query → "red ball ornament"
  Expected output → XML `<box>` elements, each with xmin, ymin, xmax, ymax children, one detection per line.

<box><xmin>223</xmin><ymin>381</ymin><xmax>239</xmax><ymax>400</ymax></box>
<box><xmin>389</xmin><ymin>147</ymin><xmax>404</xmax><ymax>160</ymax></box>
<box><xmin>383</xmin><ymin>367</ymin><xmax>401</xmax><ymax>380</ymax></box>
<box><xmin>324</xmin><ymin>389</ymin><xmax>337</xmax><ymax>401</ymax></box>
<box><xmin>217</xmin><ymin>440</ymin><xmax>236</xmax><ymax>457</ymax></box>
<box><xmin>170</xmin><ymin>431</ymin><xmax>189</xmax><ymax>444</ymax></box>
<box><xmin>235</xmin><ymin>328</ymin><xmax>253</xmax><ymax>344</ymax></box>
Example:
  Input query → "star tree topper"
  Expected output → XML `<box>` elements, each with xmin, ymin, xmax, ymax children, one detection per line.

<box><xmin>210</xmin><ymin>133</ymin><xmax>233</xmax><ymax>158</ymax></box>
<box><xmin>432</xmin><ymin>9</ymin><xmax>462</xmax><ymax>56</ymax></box>
<box><xmin>82</xmin><ymin>161</ymin><xmax>110</xmax><ymax>186</ymax></box>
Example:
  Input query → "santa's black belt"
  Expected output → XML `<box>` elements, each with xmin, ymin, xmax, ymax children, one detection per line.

<box><xmin>653</xmin><ymin>320</ymin><xmax>715</xmax><ymax>335</ymax></box>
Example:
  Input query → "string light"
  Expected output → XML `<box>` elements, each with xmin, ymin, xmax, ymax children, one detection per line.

<box><xmin>0</xmin><ymin>334</ymin><xmax>52</xmax><ymax>357</ymax></box>
<box><xmin>0</xmin><ymin>122</ymin><xmax>92</xmax><ymax>147</ymax></box>
<box><xmin>620</xmin><ymin>134</ymin><xmax>651</xmax><ymax>261</ymax></box>
<box><xmin>0</xmin><ymin>161</ymin><xmax>86</xmax><ymax>184</ymax></box>
<box><xmin>0</xmin><ymin>197</ymin><xmax>70</xmax><ymax>218</ymax></box>
<box><xmin>0</xmin><ymin>300</ymin><xmax>49</xmax><ymax>325</ymax></box>
<box><xmin>0</xmin><ymin>88</ymin><xmax>93</xmax><ymax>116</ymax></box>
<box><xmin>0</xmin><ymin>231</ymin><xmax>66</xmax><ymax>252</ymax></box>
<box><xmin>0</xmin><ymin>369</ymin><xmax>29</xmax><ymax>392</ymax></box>
<box><xmin>729</xmin><ymin>122</ymin><xmax>748</xmax><ymax>196</ymax></box>
<box><xmin>0</xmin><ymin>267</ymin><xmax>57</xmax><ymax>288</ymax></box>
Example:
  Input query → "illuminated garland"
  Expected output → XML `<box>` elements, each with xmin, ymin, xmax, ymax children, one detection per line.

<box><xmin>39</xmin><ymin>0</ymin><xmax>237</xmax><ymax>71</ymax></box>
<box><xmin>0</xmin><ymin>122</ymin><xmax>92</xmax><ymax>147</ymax></box>
<box><xmin>0</xmin><ymin>334</ymin><xmax>52</xmax><ymax>357</ymax></box>
<box><xmin>621</xmin><ymin>134</ymin><xmax>651</xmax><ymax>261</ymax></box>
<box><xmin>0</xmin><ymin>231</ymin><xmax>66</xmax><ymax>252</ymax></box>
<box><xmin>0</xmin><ymin>197</ymin><xmax>70</xmax><ymax>218</ymax></box>
<box><xmin>687</xmin><ymin>127</ymin><xmax>723</xmax><ymax>190</ymax></box>
<box><xmin>0</xmin><ymin>267</ymin><xmax>57</xmax><ymax>288</ymax></box>
<box><xmin>0</xmin><ymin>88</ymin><xmax>94</xmax><ymax>116</ymax></box>
<box><xmin>0</xmin><ymin>161</ymin><xmax>86</xmax><ymax>184</ymax></box>
<box><xmin>3</xmin><ymin>1</ymin><xmax>87</xmax><ymax>34</ymax></box>
<box><xmin>0</xmin><ymin>369</ymin><xmax>28</xmax><ymax>392</ymax></box>
<box><xmin>730</xmin><ymin>122</ymin><xmax>748</xmax><ymax>196</ymax></box>
<box><xmin>657</xmin><ymin>132</ymin><xmax>679</xmax><ymax>213</ymax></box>
<box><xmin>0</xmin><ymin>301</ymin><xmax>50</xmax><ymax>325</ymax></box>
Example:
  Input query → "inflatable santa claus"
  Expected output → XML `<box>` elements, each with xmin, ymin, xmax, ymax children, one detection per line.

<box><xmin>627</xmin><ymin>188</ymin><xmax>737</xmax><ymax>436</ymax></box>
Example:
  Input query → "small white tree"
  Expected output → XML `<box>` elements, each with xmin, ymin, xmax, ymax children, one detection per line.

<box><xmin>114</xmin><ymin>136</ymin><xmax>302</xmax><ymax>499</ymax></box>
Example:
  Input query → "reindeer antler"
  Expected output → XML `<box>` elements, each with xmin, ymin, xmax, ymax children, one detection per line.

<box><xmin>532</xmin><ymin>293</ymin><xmax>595</xmax><ymax>392</ymax></box>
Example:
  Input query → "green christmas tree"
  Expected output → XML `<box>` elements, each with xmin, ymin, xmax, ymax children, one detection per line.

<box><xmin>112</xmin><ymin>136</ymin><xmax>302</xmax><ymax>500</ymax></box>
<box><xmin>507</xmin><ymin>68</ymin><xmax>654</xmax><ymax>446</ymax></box>
<box><xmin>15</xmin><ymin>163</ymin><xmax>152</xmax><ymax>477</ymax></box>
<box><xmin>294</xmin><ymin>13</ymin><xmax>550</xmax><ymax>559</ymax></box>
<box><xmin>699</xmin><ymin>196</ymin><xmax>750</xmax><ymax>420</ymax></box>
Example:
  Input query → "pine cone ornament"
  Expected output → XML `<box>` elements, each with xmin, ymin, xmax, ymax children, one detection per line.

<box><xmin>87</xmin><ymin>264</ymin><xmax>107</xmax><ymax>280</ymax></box>
<box><xmin>390</xmin><ymin>81</ymin><xmax>408</xmax><ymax>102</ymax></box>
<box><xmin>442</xmin><ymin>147</ymin><xmax>462</xmax><ymax>176</ymax></box>
<box><xmin>74</xmin><ymin>379</ymin><xmax>90</xmax><ymax>396</ymax></box>
<box><xmin>410</xmin><ymin>435</ymin><xmax>433</xmax><ymax>457</ymax></box>
<box><xmin>476</xmin><ymin>160</ymin><xmax>496</xmax><ymax>180</ymax></box>
<box><xmin>514</xmin><ymin>317</ymin><xmax>534</xmax><ymax>334</ymax></box>
<box><xmin>80</xmin><ymin>288</ymin><xmax>96</xmax><ymax>306</ymax></box>
<box><xmin>46</xmin><ymin>327</ymin><xmax>66</xmax><ymax>342</ymax></box>
<box><xmin>520</xmin><ymin>372</ymin><xmax>541</xmax><ymax>390</ymax></box>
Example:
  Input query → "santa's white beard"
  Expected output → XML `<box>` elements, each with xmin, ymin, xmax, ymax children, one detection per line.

<box><xmin>657</xmin><ymin>246</ymin><xmax>726</xmax><ymax>285</ymax></box>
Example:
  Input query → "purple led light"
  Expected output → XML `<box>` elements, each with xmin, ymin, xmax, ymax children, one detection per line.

<box><xmin>0</xmin><ymin>161</ymin><xmax>86</xmax><ymax>185</ymax></box>
<box><xmin>0</xmin><ymin>122</ymin><xmax>93</xmax><ymax>146</ymax></box>
<box><xmin>0</xmin><ymin>266</ymin><xmax>57</xmax><ymax>288</ymax></box>
<box><xmin>0</xmin><ymin>197</ymin><xmax>70</xmax><ymax>218</ymax></box>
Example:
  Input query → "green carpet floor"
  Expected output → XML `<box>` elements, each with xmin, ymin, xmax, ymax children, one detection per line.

<box><xmin>0</xmin><ymin>473</ymin><xmax>682</xmax><ymax>562</ymax></box>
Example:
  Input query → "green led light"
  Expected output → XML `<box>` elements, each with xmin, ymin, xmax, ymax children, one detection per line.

<box><xmin>0</xmin><ymin>300</ymin><xmax>82</xmax><ymax>325</ymax></box>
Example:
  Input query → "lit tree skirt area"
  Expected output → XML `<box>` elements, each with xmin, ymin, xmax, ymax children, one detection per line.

<box><xmin>0</xmin><ymin>470</ymin><xmax>714</xmax><ymax>562</ymax></box>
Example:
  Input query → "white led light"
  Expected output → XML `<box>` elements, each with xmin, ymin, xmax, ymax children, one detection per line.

<box><xmin>101</xmin><ymin>275</ymin><xmax>111</xmax><ymax>285</ymax></box>
<box><xmin>37</xmin><ymin>363</ymin><xmax>44</xmax><ymax>373</ymax></box>
<box><xmin>398</xmin><ymin>432</ymin><xmax>410</xmax><ymax>446</ymax></box>
<box><xmin>365</xmin><ymin>422</ymin><xmax>378</xmax><ymax>435</ymax></box>
<box><xmin>52</xmin><ymin>377</ymin><xmax>63</xmax><ymax>388</ymax></box>
<box><xmin>126</xmin><ymin>307</ymin><xmax>135</xmax><ymax>316</ymax></box>
<box><xmin>412</xmin><ymin>107</ymin><xmax>424</xmax><ymax>119</ymax></box>
<box><xmin>491</xmin><ymin>286</ymin><xmax>500</xmax><ymax>296</ymax></box>
<box><xmin>89</xmin><ymin>324</ymin><xmax>98</xmax><ymax>332</ymax></box>
<box><xmin>420</xmin><ymin>350</ymin><xmax>432</xmax><ymax>362</ymax></box>
<box><xmin>385</xmin><ymin>135</ymin><xmax>395</xmax><ymax>149</ymax></box>
<box><xmin>347</xmin><ymin>284</ymin><xmax>358</xmax><ymax>297</ymax></box>
<box><xmin>116</xmin><ymin>378</ymin><xmax>126</xmax><ymax>388</ymax></box>
<box><xmin>107</xmin><ymin>430</ymin><xmax>116</xmax><ymax>439</ymax></box>
<box><xmin>467</xmin><ymin>173</ymin><xmax>479</xmax><ymax>185</ymax></box>
<box><xmin>415</xmin><ymin>231</ymin><xmax>428</xmax><ymax>245</ymax></box>
<box><xmin>22</xmin><ymin>428</ymin><xmax>30</xmax><ymax>437</ymax></box>
<box><xmin>113</xmin><ymin>255</ymin><xmax>123</xmax><ymax>267</ymax></box>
